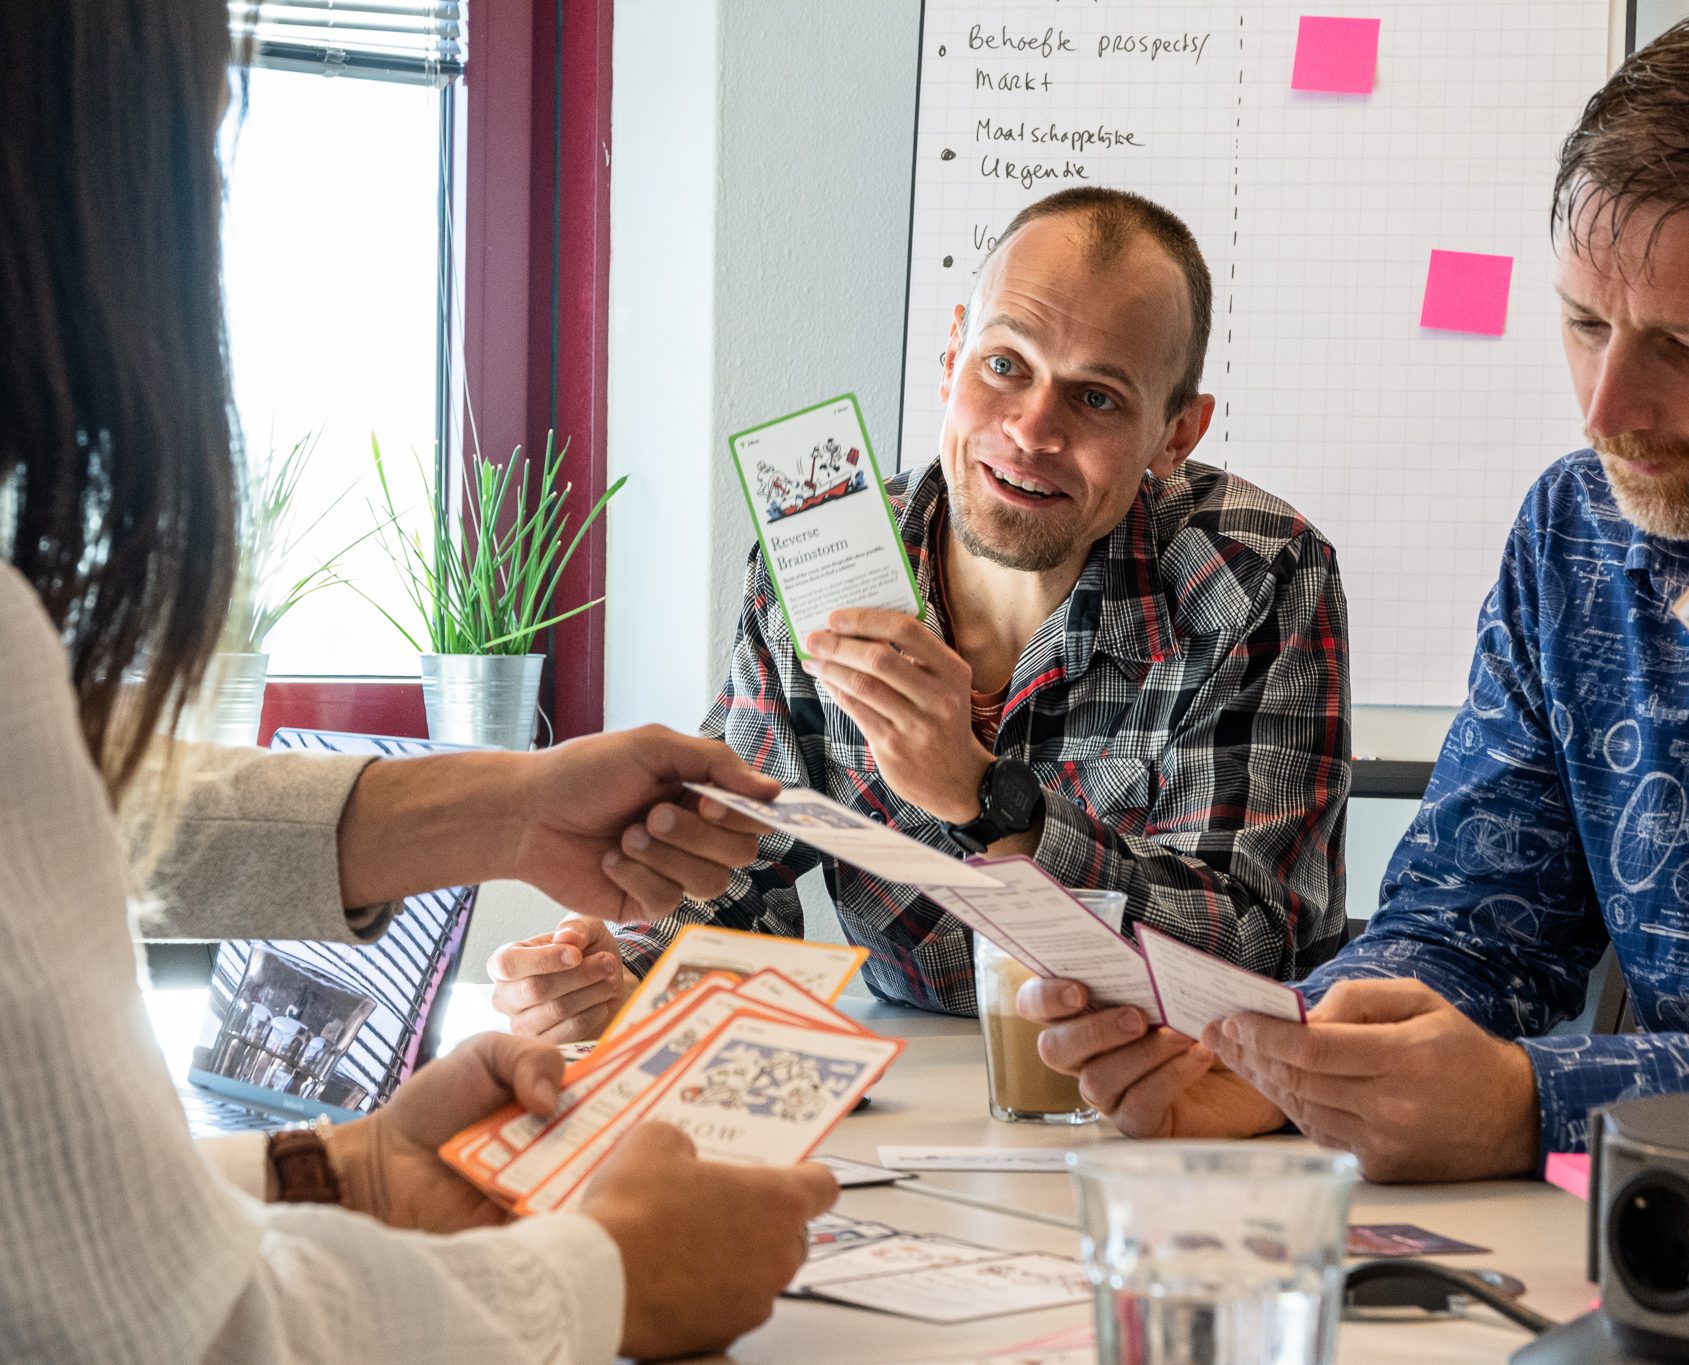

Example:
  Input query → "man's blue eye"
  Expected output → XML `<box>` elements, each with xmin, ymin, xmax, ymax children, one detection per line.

<box><xmin>1084</xmin><ymin>390</ymin><xmax>1114</xmax><ymax>410</ymax></box>
<box><xmin>988</xmin><ymin>356</ymin><xmax>1012</xmax><ymax>375</ymax></box>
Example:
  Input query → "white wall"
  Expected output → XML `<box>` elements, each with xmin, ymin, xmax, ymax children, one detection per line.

<box><xmin>603</xmin><ymin>0</ymin><xmax>921</xmax><ymax>734</ymax></box>
<box><xmin>465</xmin><ymin>1</ymin><xmax>924</xmax><ymax>969</ymax></box>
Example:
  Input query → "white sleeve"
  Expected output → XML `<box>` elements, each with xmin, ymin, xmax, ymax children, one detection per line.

<box><xmin>0</xmin><ymin>564</ymin><xmax>624</xmax><ymax>1365</ymax></box>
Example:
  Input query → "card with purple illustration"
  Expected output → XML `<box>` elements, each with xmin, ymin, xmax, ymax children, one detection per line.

<box><xmin>1347</xmin><ymin>1223</ymin><xmax>1490</xmax><ymax>1257</ymax></box>
<box><xmin>440</xmin><ymin>937</ymin><xmax>906</xmax><ymax>1216</ymax></box>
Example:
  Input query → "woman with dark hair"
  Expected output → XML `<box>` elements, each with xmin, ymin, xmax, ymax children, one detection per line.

<box><xmin>0</xmin><ymin>3</ymin><xmax>833</xmax><ymax>1360</ymax></box>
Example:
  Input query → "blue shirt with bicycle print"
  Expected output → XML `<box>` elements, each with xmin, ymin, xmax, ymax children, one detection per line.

<box><xmin>1303</xmin><ymin>448</ymin><xmax>1689</xmax><ymax>1156</ymax></box>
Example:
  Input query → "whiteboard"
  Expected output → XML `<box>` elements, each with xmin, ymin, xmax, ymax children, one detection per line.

<box><xmin>898</xmin><ymin>1</ymin><xmax>1609</xmax><ymax>706</ymax></box>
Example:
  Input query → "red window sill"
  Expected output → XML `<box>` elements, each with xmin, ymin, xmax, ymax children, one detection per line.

<box><xmin>258</xmin><ymin>679</ymin><xmax>428</xmax><ymax>746</ymax></box>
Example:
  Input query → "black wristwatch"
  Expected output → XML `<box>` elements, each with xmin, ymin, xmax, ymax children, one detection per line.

<box><xmin>947</xmin><ymin>758</ymin><xmax>1046</xmax><ymax>855</ymax></box>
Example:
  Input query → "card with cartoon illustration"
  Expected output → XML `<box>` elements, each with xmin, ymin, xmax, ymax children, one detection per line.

<box><xmin>636</xmin><ymin>1012</ymin><xmax>903</xmax><ymax>1166</ymax></box>
<box><xmin>735</xmin><ymin>967</ymin><xmax>870</xmax><ymax>1034</ymax></box>
<box><xmin>440</xmin><ymin>939</ymin><xmax>901</xmax><ymax>1213</ymax></box>
<box><xmin>728</xmin><ymin>393</ymin><xmax>922</xmax><ymax>656</ymax></box>
<box><xmin>512</xmin><ymin>990</ymin><xmax>803</xmax><ymax>1214</ymax></box>
<box><xmin>601</xmin><ymin>924</ymin><xmax>868</xmax><ymax>1042</ymax></box>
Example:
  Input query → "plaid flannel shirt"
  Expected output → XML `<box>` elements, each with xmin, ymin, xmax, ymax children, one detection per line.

<box><xmin>616</xmin><ymin>458</ymin><xmax>1351</xmax><ymax>1014</ymax></box>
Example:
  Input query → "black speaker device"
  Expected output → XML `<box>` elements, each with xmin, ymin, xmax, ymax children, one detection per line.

<box><xmin>1513</xmin><ymin>1091</ymin><xmax>1689</xmax><ymax>1363</ymax></box>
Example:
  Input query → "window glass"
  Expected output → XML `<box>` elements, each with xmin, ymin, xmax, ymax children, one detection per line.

<box><xmin>221</xmin><ymin>69</ymin><xmax>443</xmax><ymax>676</ymax></box>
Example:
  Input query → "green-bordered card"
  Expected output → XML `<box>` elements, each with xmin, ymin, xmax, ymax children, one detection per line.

<box><xmin>728</xmin><ymin>393</ymin><xmax>924</xmax><ymax>658</ymax></box>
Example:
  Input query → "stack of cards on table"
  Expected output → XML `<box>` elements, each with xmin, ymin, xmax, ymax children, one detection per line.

<box><xmin>439</xmin><ymin>926</ymin><xmax>902</xmax><ymax>1215</ymax></box>
<box><xmin>793</xmin><ymin>1212</ymin><xmax>1091</xmax><ymax>1323</ymax></box>
<box><xmin>690</xmin><ymin>781</ymin><xmax>1305</xmax><ymax>1040</ymax></box>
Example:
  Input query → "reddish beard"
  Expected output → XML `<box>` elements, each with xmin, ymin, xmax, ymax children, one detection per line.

<box><xmin>1594</xmin><ymin>432</ymin><xmax>1689</xmax><ymax>541</ymax></box>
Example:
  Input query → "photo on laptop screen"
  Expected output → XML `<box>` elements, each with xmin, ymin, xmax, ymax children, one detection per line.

<box><xmin>182</xmin><ymin>729</ymin><xmax>478</xmax><ymax>1131</ymax></box>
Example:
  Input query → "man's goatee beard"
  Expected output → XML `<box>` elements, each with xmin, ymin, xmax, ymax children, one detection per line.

<box><xmin>1594</xmin><ymin>432</ymin><xmax>1689</xmax><ymax>542</ymax></box>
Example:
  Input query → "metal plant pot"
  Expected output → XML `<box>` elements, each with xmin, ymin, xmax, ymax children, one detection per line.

<box><xmin>178</xmin><ymin>652</ymin><xmax>270</xmax><ymax>747</ymax></box>
<box><xmin>419</xmin><ymin>653</ymin><xmax>545</xmax><ymax>750</ymax></box>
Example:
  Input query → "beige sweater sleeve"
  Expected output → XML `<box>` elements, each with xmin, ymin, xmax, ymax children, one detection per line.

<box><xmin>126</xmin><ymin>740</ymin><xmax>403</xmax><ymax>943</ymax></box>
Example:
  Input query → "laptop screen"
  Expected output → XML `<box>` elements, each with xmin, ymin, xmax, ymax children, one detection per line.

<box><xmin>185</xmin><ymin>730</ymin><xmax>478</xmax><ymax>1125</ymax></box>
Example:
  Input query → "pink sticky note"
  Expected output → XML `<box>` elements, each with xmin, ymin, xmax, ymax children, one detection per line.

<box><xmin>1291</xmin><ymin>16</ymin><xmax>1381</xmax><ymax>94</ymax></box>
<box><xmin>1420</xmin><ymin>249</ymin><xmax>1515</xmax><ymax>336</ymax></box>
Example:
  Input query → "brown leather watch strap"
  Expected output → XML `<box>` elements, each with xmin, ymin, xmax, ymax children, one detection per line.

<box><xmin>266</xmin><ymin>1123</ymin><xmax>343</xmax><ymax>1205</ymax></box>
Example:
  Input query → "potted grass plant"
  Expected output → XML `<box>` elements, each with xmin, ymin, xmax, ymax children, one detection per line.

<box><xmin>366</xmin><ymin>431</ymin><xmax>624</xmax><ymax>749</ymax></box>
<box><xmin>180</xmin><ymin>430</ymin><xmax>364</xmax><ymax>745</ymax></box>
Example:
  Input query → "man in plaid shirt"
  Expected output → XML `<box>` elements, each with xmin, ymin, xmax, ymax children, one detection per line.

<box><xmin>1023</xmin><ymin>26</ymin><xmax>1689</xmax><ymax>1183</ymax></box>
<box><xmin>488</xmin><ymin>186</ymin><xmax>1350</xmax><ymax>1032</ymax></box>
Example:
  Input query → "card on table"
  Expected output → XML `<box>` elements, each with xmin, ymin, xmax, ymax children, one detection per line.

<box><xmin>876</xmin><ymin>1145</ymin><xmax>1076</xmax><ymax>1174</ymax></box>
<box><xmin>926</xmin><ymin>855</ymin><xmax>1161</xmax><ymax>1018</ymax></box>
<box><xmin>1137</xmin><ymin>924</ymin><xmax>1306</xmax><ymax>1040</ymax></box>
<box><xmin>602</xmin><ymin>924</ymin><xmax>868</xmax><ymax>1042</ymax></box>
<box><xmin>686</xmin><ymin>784</ymin><xmax>1006</xmax><ymax>891</ymax></box>
<box><xmin>806</xmin><ymin>1253</ymin><xmax>1091</xmax><ymax>1323</ymax></box>
<box><xmin>806</xmin><ymin>1211</ymin><xmax>902</xmax><ymax>1250</ymax></box>
<box><xmin>791</xmin><ymin>1235</ymin><xmax>1005</xmax><ymax>1291</ymax></box>
<box><xmin>727</xmin><ymin>393</ymin><xmax>922</xmax><ymax>657</ymax></box>
<box><xmin>1346</xmin><ymin>1223</ymin><xmax>1490</xmax><ymax>1257</ymax></box>
<box><xmin>813</xmin><ymin>1153</ymin><xmax>910</xmax><ymax>1187</ymax></box>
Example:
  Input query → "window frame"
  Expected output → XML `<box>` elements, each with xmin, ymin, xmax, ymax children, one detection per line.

<box><xmin>259</xmin><ymin>0</ymin><xmax>615</xmax><ymax>745</ymax></box>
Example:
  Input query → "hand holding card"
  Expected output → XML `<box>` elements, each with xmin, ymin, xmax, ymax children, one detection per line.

<box><xmin>440</xmin><ymin>930</ymin><xmax>901</xmax><ymax>1218</ymax></box>
<box><xmin>926</xmin><ymin>857</ymin><xmax>1160</xmax><ymax>1018</ymax></box>
<box><xmin>1139</xmin><ymin>924</ymin><xmax>1305</xmax><ymax>1040</ymax></box>
<box><xmin>685</xmin><ymin>784</ymin><xmax>1004</xmax><ymax>890</ymax></box>
<box><xmin>728</xmin><ymin>394</ymin><xmax>922</xmax><ymax>655</ymax></box>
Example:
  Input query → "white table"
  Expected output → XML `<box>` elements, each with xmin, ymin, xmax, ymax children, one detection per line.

<box><xmin>148</xmin><ymin>988</ymin><xmax>1594</xmax><ymax>1364</ymax></box>
<box><xmin>737</xmin><ymin>999</ymin><xmax>1593</xmax><ymax>1365</ymax></box>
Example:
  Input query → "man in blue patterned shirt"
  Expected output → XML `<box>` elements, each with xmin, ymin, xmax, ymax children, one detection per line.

<box><xmin>488</xmin><ymin>187</ymin><xmax>1350</xmax><ymax>1034</ymax></box>
<box><xmin>1024</xmin><ymin>23</ymin><xmax>1689</xmax><ymax>1181</ymax></box>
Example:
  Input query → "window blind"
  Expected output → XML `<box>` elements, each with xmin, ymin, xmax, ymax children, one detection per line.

<box><xmin>228</xmin><ymin>2</ymin><xmax>464</xmax><ymax>86</ymax></box>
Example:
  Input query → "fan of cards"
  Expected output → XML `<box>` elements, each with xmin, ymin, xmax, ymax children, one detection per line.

<box><xmin>440</xmin><ymin>926</ymin><xmax>903</xmax><ymax>1215</ymax></box>
<box><xmin>690</xmin><ymin>783</ymin><xmax>1307</xmax><ymax>1040</ymax></box>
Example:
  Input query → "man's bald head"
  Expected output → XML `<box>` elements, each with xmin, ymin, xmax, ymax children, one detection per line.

<box><xmin>962</xmin><ymin>187</ymin><xmax>1214</xmax><ymax>419</ymax></box>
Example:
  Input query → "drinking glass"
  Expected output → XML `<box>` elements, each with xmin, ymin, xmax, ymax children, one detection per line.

<box><xmin>1070</xmin><ymin>1143</ymin><xmax>1359</xmax><ymax>1365</ymax></box>
<box><xmin>971</xmin><ymin>888</ymin><xmax>1125</xmax><ymax>1124</ymax></box>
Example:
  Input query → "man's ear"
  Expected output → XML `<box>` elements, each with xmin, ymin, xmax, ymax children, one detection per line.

<box><xmin>938</xmin><ymin>303</ymin><xmax>967</xmax><ymax>404</ymax></box>
<box><xmin>1148</xmin><ymin>394</ymin><xmax>1216</xmax><ymax>479</ymax></box>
